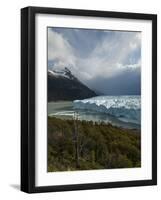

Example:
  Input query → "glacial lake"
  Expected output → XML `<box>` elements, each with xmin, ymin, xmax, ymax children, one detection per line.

<box><xmin>48</xmin><ymin>98</ymin><xmax>141</xmax><ymax>130</ymax></box>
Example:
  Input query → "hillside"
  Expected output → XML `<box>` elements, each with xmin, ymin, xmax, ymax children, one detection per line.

<box><xmin>48</xmin><ymin>67</ymin><xmax>97</xmax><ymax>101</ymax></box>
<box><xmin>48</xmin><ymin>117</ymin><xmax>141</xmax><ymax>171</ymax></box>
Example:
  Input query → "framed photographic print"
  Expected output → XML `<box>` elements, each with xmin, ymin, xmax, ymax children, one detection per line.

<box><xmin>21</xmin><ymin>6</ymin><xmax>157</xmax><ymax>193</ymax></box>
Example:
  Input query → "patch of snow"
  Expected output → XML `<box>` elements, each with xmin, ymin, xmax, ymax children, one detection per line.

<box><xmin>48</xmin><ymin>67</ymin><xmax>76</xmax><ymax>80</ymax></box>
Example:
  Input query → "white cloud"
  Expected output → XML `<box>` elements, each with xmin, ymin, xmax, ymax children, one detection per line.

<box><xmin>75</xmin><ymin>32</ymin><xmax>141</xmax><ymax>83</ymax></box>
<box><xmin>48</xmin><ymin>29</ymin><xmax>141</xmax><ymax>87</ymax></box>
<box><xmin>48</xmin><ymin>29</ymin><xmax>76</xmax><ymax>68</ymax></box>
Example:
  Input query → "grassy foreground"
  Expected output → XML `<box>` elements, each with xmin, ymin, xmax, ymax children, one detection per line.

<box><xmin>48</xmin><ymin>117</ymin><xmax>141</xmax><ymax>172</ymax></box>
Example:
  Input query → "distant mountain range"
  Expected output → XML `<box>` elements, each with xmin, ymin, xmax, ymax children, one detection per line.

<box><xmin>48</xmin><ymin>67</ymin><xmax>97</xmax><ymax>101</ymax></box>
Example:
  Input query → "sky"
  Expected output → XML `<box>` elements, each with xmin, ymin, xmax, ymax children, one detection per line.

<box><xmin>48</xmin><ymin>27</ymin><xmax>141</xmax><ymax>95</ymax></box>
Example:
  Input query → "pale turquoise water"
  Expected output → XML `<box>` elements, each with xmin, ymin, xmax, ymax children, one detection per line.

<box><xmin>48</xmin><ymin>98</ymin><xmax>141</xmax><ymax>129</ymax></box>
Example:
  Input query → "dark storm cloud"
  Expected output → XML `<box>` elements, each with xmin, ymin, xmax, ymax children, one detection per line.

<box><xmin>48</xmin><ymin>27</ymin><xmax>141</xmax><ymax>95</ymax></box>
<box><xmin>87</xmin><ymin>68</ymin><xmax>141</xmax><ymax>95</ymax></box>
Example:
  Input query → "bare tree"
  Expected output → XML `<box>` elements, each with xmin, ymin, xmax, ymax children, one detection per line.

<box><xmin>73</xmin><ymin>111</ymin><xmax>79</xmax><ymax>168</ymax></box>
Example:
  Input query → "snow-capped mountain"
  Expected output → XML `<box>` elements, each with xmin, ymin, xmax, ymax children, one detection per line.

<box><xmin>48</xmin><ymin>67</ymin><xmax>97</xmax><ymax>101</ymax></box>
<box><xmin>48</xmin><ymin>67</ymin><xmax>77</xmax><ymax>80</ymax></box>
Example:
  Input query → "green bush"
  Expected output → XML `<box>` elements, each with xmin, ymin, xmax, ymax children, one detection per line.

<box><xmin>48</xmin><ymin>117</ymin><xmax>141</xmax><ymax>172</ymax></box>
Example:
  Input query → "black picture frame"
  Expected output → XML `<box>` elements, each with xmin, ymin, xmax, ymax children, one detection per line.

<box><xmin>21</xmin><ymin>6</ymin><xmax>157</xmax><ymax>193</ymax></box>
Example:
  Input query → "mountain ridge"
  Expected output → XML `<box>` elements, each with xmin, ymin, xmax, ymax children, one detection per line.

<box><xmin>48</xmin><ymin>67</ymin><xmax>97</xmax><ymax>101</ymax></box>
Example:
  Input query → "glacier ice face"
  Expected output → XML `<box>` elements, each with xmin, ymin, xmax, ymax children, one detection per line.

<box><xmin>73</xmin><ymin>95</ymin><xmax>141</xmax><ymax>124</ymax></box>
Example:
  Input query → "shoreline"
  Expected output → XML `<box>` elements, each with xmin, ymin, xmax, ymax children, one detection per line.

<box><xmin>48</xmin><ymin>100</ymin><xmax>141</xmax><ymax>130</ymax></box>
<box><xmin>48</xmin><ymin>114</ymin><xmax>141</xmax><ymax>131</ymax></box>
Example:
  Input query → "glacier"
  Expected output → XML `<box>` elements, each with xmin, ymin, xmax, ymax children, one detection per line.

<box><xmin>73</xmin><ymin>95</ymin><xmax>141</xmax><ymax>124</ymax></box>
